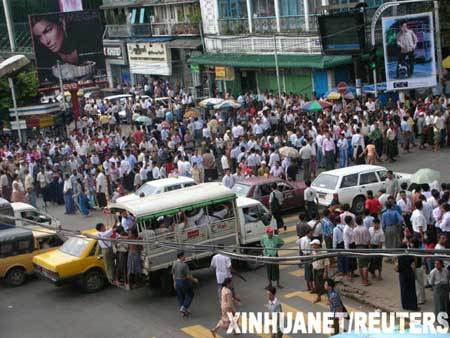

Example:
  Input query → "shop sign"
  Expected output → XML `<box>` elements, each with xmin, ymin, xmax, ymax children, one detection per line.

<box><xmin>26</xmin><ymin>117</ymin><xmax>40</xmax><ymax>128</ymax></box>
<box><xmin>39</xmin><ymin>115</ymin><xmax>54</xmax><ymax>128</ymax></box>
<box><xmin>127</xmin><ymin>42</ymin><xmax>172</xmax><ymax>76</ymax></box>
<box><xmin>215</xmin><ymin>66</ymin><xmax>234</xmax><ymax>81</ymax></box>
<box><xmin>104</xmin><ymin>46</ymin><xmax>122</xmax><ymax>58</ymax></box>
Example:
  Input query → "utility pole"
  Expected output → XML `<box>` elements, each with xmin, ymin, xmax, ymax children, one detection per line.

<box><xmin>57</xmin><ymin>61</ymin><xmax>69</xmax><ymax>136</ymax></box>
<box><xmin>433</xmin><ymin>0</ymin><xmax>443</xmax><ymax>85</ymax></box>
<box><xmin>8</xmin><ymin>77</ymin><xmax>21</xmax><ymax>143</ymax></box>
<box><xmin>273</xmin><ymin>35</ymin><xmax>282</xmax><ymax>99</ymax></box>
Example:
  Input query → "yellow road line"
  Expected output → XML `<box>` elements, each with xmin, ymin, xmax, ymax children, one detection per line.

<box><xmin>181</xmin><ymin>325</ymin><xmax>220</xmax><ymax>338</ymax></box>
<box><xmin>283</xmin><ymin>235</ymin><xmax>298</xmax><ymax>244</ymax></box>
<box><xmin>284</xmin><ymin>291</ymin><xmax>357</xmax><ymax>313</ymax></box>
<box><xmin>288</xmin><ymin>269</ymin><xmax>304</xmax><ymax>277</ymax></box>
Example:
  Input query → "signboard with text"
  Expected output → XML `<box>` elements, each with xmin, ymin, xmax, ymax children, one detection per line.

<box><xmin>127</xmin><ymin>42</ymin><xmax>172</xmax><ymax>76</ymax></box>
<box><xmin>215</xmin><ymin>66</ymin><xmax>235</xmax><ymax>81</ymax></box>
<box><xmin>382</xmin><ymin>12</ymin><xmax>437</xmax><ymax>91</ymax></box>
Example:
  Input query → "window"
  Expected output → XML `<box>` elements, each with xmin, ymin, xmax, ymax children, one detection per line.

<box><xmin>277</xmin><ymin>182</ymin><xmax>293</xmax><ymax>192</ymax></box>
<box><xmin>231</xmin><ymin>183</ymin><xmax>251</xmax><ymax>197</ymax></box>
<box><xmin>184</xmin><ymin>183</ymin><xmax>196</xmax><ymax>188</ymax></box>
<box><xmin>377</xmin><ymin>170</ymin><xmax>387</xmax><ymax>182</ymax></box>
<box><xmin>257</xmin><ymin>184</ymin><xmax>272</xmax><ymax>197</ymax></box>
<box><xmin>243</xmin><ymin>206</ymin><xmax>260</xmax><ymax>223</ymax></box>
<box><xmin>280</xmin><ymin>0</ymin><xmax>300</xmax><ymax>16</ymax></box>
<box><xmin>340</xmin><ymin>174</ymin><xmax>358</xmax><ymax>188</ymax></box>
<box><xmin>166</xmin><ymin>184</ymin><xmax>182</xmax><ymax>192</ymax></box>
<box><xmin>0</xmin><ymin>243</ymin><xmax>13</xmax><ymax>257</ymax></box>
<box><xmin>88</xmin><ymin>243</ymin><xmax>98</xmax><ymax>257</ymax></box>
<box><xmin>38</xmin><ymin>235</ymin><xmax>63</xmax><ymax>249</ymax></box>
<box><xmin>219</xmin><ymin>0</ymin><xmax>247</xmax><ymax>19</ymax></box>
<box><xmin>312</xmin><ymin>174</ymin><xmax>339</xmax><ymax>190</ymax></box>
<box><xmin>252</xmin><ymin>0</ymin><xmax>275</xmax><ymax>17</ymax></box>
<box><xmin>359</xmin><ymin>172</ymin><xmax>379</xmax><ymax>185</ymax></box>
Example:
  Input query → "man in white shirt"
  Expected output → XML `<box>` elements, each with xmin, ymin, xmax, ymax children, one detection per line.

<box><xmin>411</xmin><ymin>201</ymin><xmax>427</xmax><ymax>240</ymax></box>
<box><xmin>296</xmin><ymin>228</ymin><xmax>314</xmax><ymax>292</ymax></box>
<box><xmin>220</xmin><ymin>154</ymin><xmax>229</xmax><ymax>172</ymax></box>
<box><xmin>96</xmin><ymin>223</ymin><xmax>115</xmax><ymax>284</ymax></box>
<box><xmin>210</xmin><ymin>246</ymin><xmax>232</xmax><ymax>303</ymax></box>
<box><xmin>222</xmin><ymin>169</ymin><xmax>235</xmax><ymax>189</ymax></box>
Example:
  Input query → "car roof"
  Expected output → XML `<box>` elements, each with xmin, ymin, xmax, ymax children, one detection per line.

<box><xmin>0</xmin><ymin>227</ymin><xmax>33</xmax><ymax>242</ymax></box>
<box><xmin>109</xmin><ymin>183</ymin><xmax>235</xmax><ymax>219</ymax></box>
<box><xmin>11</xmin><ymin>202</ymin><xmax>36</xmax><ymax>212</ymax></box>
<box><xmin>31</xmin><ymin>226</ymin><xmax>56</xmax><ymax>239</ymax></box>
<box><xmin>318</xmin><ymin>165</ymin><xmax>386</xmax><ymax>176</ymax></box>
<box><xmin>236</xmin><ymin>177</ymin><xmax>281</xmax><ymax>186</ymax></box>
<box><xmin>236</xmin><ymin>196</ymin><xmax>263</xmax><ymax>208</ymax></box>
<box><xmin>142</xmin><ymin>176</ymin><xmax>195</xmax><ymax>188</ymax></box>
<box><xmin>104</xmin><ymin>94</ymin><xmax>132</xmax><ymax>101</ymax></box>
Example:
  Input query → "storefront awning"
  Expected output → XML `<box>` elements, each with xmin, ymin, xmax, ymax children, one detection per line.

<box><xmin>167</xmin><ymin>38</ymin><xmax>201</xmax><ymax>50</ymax></box>
<box><xmin>188</xmin><ymin>53</ymin><xmax>352</xmax><ymax>70</ymax></box>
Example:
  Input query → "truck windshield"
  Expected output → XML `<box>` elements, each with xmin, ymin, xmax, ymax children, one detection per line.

<box><xmin>59</xmin><ymin>237</ymin><xmax>90</xmax><ymax>257</ymax></box>
<box><xmin>231</xmin><ymin>183</ymin><xmax>251</xmax><ymax>197</ymax></box>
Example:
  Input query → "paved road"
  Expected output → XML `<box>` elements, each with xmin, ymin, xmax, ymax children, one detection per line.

<box><xmin>1</xmin><ymin>148</ymin><xmax>449</xmax><ymax>338</ymax></box>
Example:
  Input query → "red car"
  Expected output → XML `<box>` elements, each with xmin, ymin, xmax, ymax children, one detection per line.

<box><xmin>231</xmin><ymin>177</ymin><xmax>306</xmax><ymax>212</ymax></box>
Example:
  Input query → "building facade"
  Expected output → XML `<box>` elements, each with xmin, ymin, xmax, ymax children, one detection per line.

<box><xmin>101</xmin><ymin>0</ymin><xmax>203</xmax><ymax>89</ymax></box>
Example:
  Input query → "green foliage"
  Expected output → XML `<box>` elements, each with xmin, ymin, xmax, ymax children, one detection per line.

<box><xmin>187</xmin><ymin>8</ymin><xmax>202</xmax><ymax>24</ymax></box>
<box><xmin>0</xmin><ymin>70</ymin><xmax>40</xmax><ymax>112</ymax></box>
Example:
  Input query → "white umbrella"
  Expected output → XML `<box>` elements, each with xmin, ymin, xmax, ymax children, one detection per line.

<box><xmin>278</xmin><ymin>146</ymin><xmax>299</xmax><ymax>158</ymax></box>
<box><xmin>199</xmin><ymin>98</ymin><xmax>224</xmax><ymax>108</ymax></box>
<box><xmin>410</xmin><ymin>168</ymin><xmax>440</xmax><ymax>185</ymax></box>
<box><xmin>213</xmin><ymin>100</ymin><xmax>241</xmax><ymax>110</ymax></box>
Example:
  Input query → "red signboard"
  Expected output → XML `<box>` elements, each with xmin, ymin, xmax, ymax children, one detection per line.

<box><xmin>187</xmin><ymin>229</ymin><xmax>200</xmax><ymax>239</ymax></box>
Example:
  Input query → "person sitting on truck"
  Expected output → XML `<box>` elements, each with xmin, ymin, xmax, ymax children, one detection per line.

<box><xmin>186</xmin><ymin>208</ymin><xmax>208</xmax><ymax>228</ymax></box>
<box><xmin>155</xmin><ymin>216</ymin><xmax>170</xmax><ymax>235</ymax></box>
<box><xmin>209</xmin><ymin>204</ymin><xmax>230</xmax><ymax>222</ymax></box>
<box><xmin>126</xmin><ymin>226</ymin><xmax>142</xmax><ymax>290</ymax></box>
<box><xmin>243</xmin><ymin>207</ymin><xmax>258</xmax><ymax>223</ymax></box>
<box><xmin>174</xmin><ymin>212</ymin><xmax>188</xmax><ymax>232</ymax></box>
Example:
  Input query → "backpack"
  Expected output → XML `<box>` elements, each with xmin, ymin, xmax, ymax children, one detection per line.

<box><xmin>270</xmin><ymin>192</ymin><xmax>281</xmax><ymax>212</ymax></box>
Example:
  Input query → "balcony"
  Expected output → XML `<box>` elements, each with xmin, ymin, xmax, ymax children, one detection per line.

<box><xmin>106</xmin><ymin>25</ymin><xmax>129</xmax><ymax>38</ymax></box>
<box><xmin>105</xmin><ymin>22</ymin><xmax>199</xmax><ymax>38</ymax></box>
<box><xmin>218</xmin><ymin>18</ymin><xmax>250</xmax><ymax>35</ymax></box>
<box><xmin>252</xmin><ymin>17</ymin><xmax>277</xmax><ymax>34</ymax></box>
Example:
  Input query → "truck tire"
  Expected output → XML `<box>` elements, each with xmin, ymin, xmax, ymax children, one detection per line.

<box><xmin>6</xmin><ymin>267</ymin><xmax>26</xmax><ymax>287</ymax></box>
<box><xmin>149</xmin><ymin>271</ymin><xmax>161</xmax><ymax>288</ymax></box>
<box><xmin>82</xmin><ymin>269</ymin><xmax>105</xmax><ymax>293</ymax></box>
<box><xmin>352</xmin><ymin>195</ymin><xmax>366</xmax><ymax>214</ymax></box>
<box><xmin>160</xmin><ymin>268</ymin><xmax>175</xmax><ymax>296</ymax></box>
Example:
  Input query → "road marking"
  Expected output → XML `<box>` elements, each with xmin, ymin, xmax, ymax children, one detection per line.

<box><xmin>181</xmin><ymin>324</ymin><xmax>221</xmax><ymax>338</ymax></box>
<box><xmin>258</xmin><ymin>303</ymin><xmax>298</xmax><ymax>338</ymax></box>
<box><xmin>288</xmin><ymin>269</ymin><xmax>304</xmax><ymax>277</ymax></box>
<box><xmin>284</xmin><ymin>291</ymin><xmax>357</xmax><ymax>313</ymax></box>
<box><xmin>283</xmin><ymin>235</ymin><xmax>298</xmax><ymax>244</ymax></box>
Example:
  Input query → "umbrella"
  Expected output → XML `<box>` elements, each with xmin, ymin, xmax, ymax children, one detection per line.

<box><xmin>199</xmin><ymin>98</ymin><xmax>224</xmax><ymax>108</ymax></box>
<box><xmin>344</xmin><ymin>91</ymin><xmax>355</xmax><ymax>100</ymax></box>
<box><xmin>410</xmin><ymin>168</ymin><xmax>440</xmax><ymax>185</ymax></box>
<box><xmin>327</xmin><ymin>91</ymin><xmax>341</xmax><ymax>100</ymax></box>
<box><xmin>443</xmin><ymin>55</ymin><xmax>450</xmax><ymax>69</ymax></box>
<box><xmin>135</xmin><ymin>115</ymin><xmax>152</xmax><ymax>125</ymax></box>
<box><xmin>184</xmin><ymin>110</ymin><xmax>200</xmax><ymax>118</ymax></box>
<box><xmin>213</xmin><ymin>100</ymin><xmax>241</xmax><ymax>110</ymax></box>
<box><xmin>278</xmin><ymin>146</ymin><xmax>299</xmax><ymax>158</ymax></box>
<box><xmin>318</xmin><ymin>100</ymin><xmax>333</xmax><ymax>108</ymax></box>
<box><xmin>302</xmin><ymin>101</ymin><xmax>323</xmax><ymax>112</ymax></box>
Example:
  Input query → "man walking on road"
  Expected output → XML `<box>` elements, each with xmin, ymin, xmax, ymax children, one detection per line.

<box><xmin>304</xmin><ymin>180</ymin><xmax>318</xmax><ymax>221</ymax></box>
<box><xmin>261</xmin><ymin>226</ymin><xmax>284</xmax><ymax>290</ymax></box>
<box><xmin>172</xmin><ymin>252</ymin><xmax>198</xmax><ymax>317</ymax></box>
<box><xmin>210</xmin><ymin>244</ymin><xmax>232</xmax><ymax>304</ymax></box>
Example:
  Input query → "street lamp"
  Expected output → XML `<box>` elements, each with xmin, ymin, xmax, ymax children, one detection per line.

<box><xmin>0</xmin><ymin>55</ymin><xmax>30</xmax><ymax>143</ymax></box>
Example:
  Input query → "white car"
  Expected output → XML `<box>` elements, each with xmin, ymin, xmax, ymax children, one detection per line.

<box><xmin>312</xmin><ymin>165</ymin><xmax>412</xmax><ymax>213</ymax></box>
<box><xmin>116</xmin><ymin>177</ymin><xmax>197</xmax><ymax>203</ymax></box>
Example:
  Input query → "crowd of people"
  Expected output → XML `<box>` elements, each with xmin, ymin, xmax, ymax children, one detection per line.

<box><xmin>1</xmin><ymin>78</ymin><xmax>450</xmax><ymax>333</ymax></box>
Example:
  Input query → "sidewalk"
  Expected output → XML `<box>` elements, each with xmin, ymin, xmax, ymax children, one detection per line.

<box><xmin>334</xmin><ymin>260</ymin><xmax>434</xmax><ymax>312</ymax></box>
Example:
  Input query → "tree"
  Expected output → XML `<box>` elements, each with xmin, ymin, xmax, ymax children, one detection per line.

<box><xmin>0</xmin><ymin>69</ymin><xmax>40</xmax><ymax>112</ymax></box>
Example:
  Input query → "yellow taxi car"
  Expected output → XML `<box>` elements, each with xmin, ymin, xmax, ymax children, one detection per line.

<box><xmin>0</xmin><ymin>226</ymin><xmax>63</xmax><ymax>286</ymax></box>
<box><xmin>33</xmin><ymin>229</ymin><xmax>106</xmax><ymax>293</ymax></box>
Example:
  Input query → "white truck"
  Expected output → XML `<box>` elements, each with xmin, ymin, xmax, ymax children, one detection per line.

<box><xmin>109</xmin><ymin>182</ymin><xmax>274</xmax><ymax>294</ymax></box>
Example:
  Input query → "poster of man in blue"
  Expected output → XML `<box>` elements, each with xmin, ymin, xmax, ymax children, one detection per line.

<box><xmin>382</xmin><ymin>12</ymin><xmax>437</xmax><ymax>91</ymax></box>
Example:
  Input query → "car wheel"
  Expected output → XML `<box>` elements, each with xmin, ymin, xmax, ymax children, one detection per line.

<box><xmin>160</xmin><ymin>268</ymin><xmax>175</xmax><ymax>296</ymax></box>
<box><xmin>352</xmin><ymin>196</ymin><xmax>366</xmax><ymax>214</ymax></box>
<box><xmin>6</xmin><ymin>267</ymin><xmax>26</xmax><ymax>287</ymax></box>
<box><xmin>82</xmin><ymin>269</ymin><xmax>105</xmax><ymax>293</ymax></box>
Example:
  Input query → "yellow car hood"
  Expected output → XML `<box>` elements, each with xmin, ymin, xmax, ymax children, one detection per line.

<box><xmin>33</xmin><ymin>249</ymin><xmax>79</xmax><ymax>271</ymax></box>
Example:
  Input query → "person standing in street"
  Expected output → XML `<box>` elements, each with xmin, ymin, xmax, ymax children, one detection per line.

<box><xmin>172</xmin><ymin>251</ymin><xmax>198</xmax><ymax>317</ymax></box>
<box><xmin>210</xmin><ymin>245</ymin><xmax>232</xmax><ymax>304</ymax></box>
<box><xmin>265</xmin><ymin>286</ymin><xmax>283</xmax><ymax>338</ymax></box>
<box><xmin>299</xmin><ymin>140</ymin><xmax>312</xmax><ymax>181</ymax></box>
<box><xmin>261</xmin><ymin>226</ymin><xmax>284</xmax><ymax>290</ymax></box>
<box><xmin>369</xmin><ymin>218</ymin><xmax>384</xmax><ymax>280</ymax></box>
<box><xmin>428</xmin><ymin>260</ymin><xmax>449</xmax><ymax>317</ymax></box>
<box><xmin>385</xmin><ymin>170</ymin><xmax>399</xmax><ymax>198</ymax></box>
<box><xmin>325</xmin><ymin>279</ymin><xmax>346</xmax><ymax>335</ymax></box>
<box><xmin>353</xmin><ymin>216</ymin><xmax>371</xmax><ymax>286</ymax></box>
<box><xmin>304</xmin><ymin>180</ymin><xmax>318</xmax><ymax>221</ymax></box>
<box><xmin>96</xmin><ymin>223</ymin><xmax>115</xmax><ymax>284</ymax></box>
<box><xmin>96</xmin><ymin>169</ymin><xmax>108</xmax><ymax>208</ymax></box>
<box><xmin>396</xmin><ymin>242</ymin><xmax>418</xmax><ymax>311</ymax></box>
<box><xmin>322</xmin><ymin>133</ymin><xmax>336</xmax><ymax>171</ymax></box>
<box><xmin>410</xmin><ymin>237</ymin><xmax>425</xmax><ymax>305</ymax></box>
<box><xmin>210</xmin><ymin>277</ymin><xmax>238</xmax><ymax>337</ymax></box>
<box><xmin>270</xmin><ymin>183</ymin><xmax>285</xmax><ymax>231</ymax></box>
<box><xmin>311</xmin><ymin>239</ymin><xmax>329</xmax><ymax>303</ymax></box>
<box><xmin>297</xmin><ymin>228</ymin><xmax>314</xmax><ymax>292</ymax></box>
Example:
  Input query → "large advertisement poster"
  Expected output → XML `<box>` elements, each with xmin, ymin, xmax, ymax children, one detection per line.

<box><xmin>382</xmin><ymin>12</ymin><xmax>437</xmax><ymax>91</ymax></box>
<box><xmin>59</xmin><ymin>0</ymin><xmax>83</xmax><ymax>12</ymax></box>
<box><xmin>127</xmin><ymin>42</ymin><xmax>172</xmax><ymax>76</ymax></box>
<box><xmin>29</xmin><ymin>10</ymin><xmax>106</xmax><ymax>88</ymax></box>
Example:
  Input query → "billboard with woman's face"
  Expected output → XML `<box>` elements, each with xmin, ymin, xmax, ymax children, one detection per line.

<box><xmin>382</xmin><ymin>12</ymin><xmax>437</xmax><ymax>91</ymax></box>
<box><xmin>29</xmin><ymin>10</ymin><xmax>106</xmax><ymax>89</ymax></box>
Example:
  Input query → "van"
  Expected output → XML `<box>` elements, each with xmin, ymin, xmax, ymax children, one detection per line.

<box><xmin>11</xmin><ymin>202</ymin><xmax>60</xmax><ymax>230</ymax></box>
<box><xmin>0</xmin><ymin>227</ymin><xmax>63</xmax><ymax>286</ymax></box>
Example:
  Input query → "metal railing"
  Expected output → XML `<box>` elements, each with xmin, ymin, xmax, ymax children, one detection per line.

<box><xmin>252</xmin><ymin>16</ymin><xmax>278</xmax><ymax>33</ymax></box>
<box><xmin>218</xmin><ymin>18</ymin><xmax>250</xmax><ymax>35</ymax></box>
<box><xmin>106</xmin><ymin>24</ymin><xmax>129</xmax><ymax>38</ymax></box>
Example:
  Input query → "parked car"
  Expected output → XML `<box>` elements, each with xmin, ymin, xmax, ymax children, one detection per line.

<box><xmin>0</xmin><ymin>227</ymin><xmax>63</xmax><ymax>286</ymax></box>
<box><xmin>116</xmin><ymin>176</ymin><xmax>197</xmax><ymax>203</ymax></box>
<box><xmin>231</xmin><ymin>177</ymin><xmax>306</xmax><ymax>212</ymax></box>
<box><xmin>312</xmin><ymin>165</ymin><xmax>412</xmax><ymax>213</ymax></box>
<box><xmin>11</xmin><ymin>202</ymin><xmax>60</xmax><ymax>230</ymax></box>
